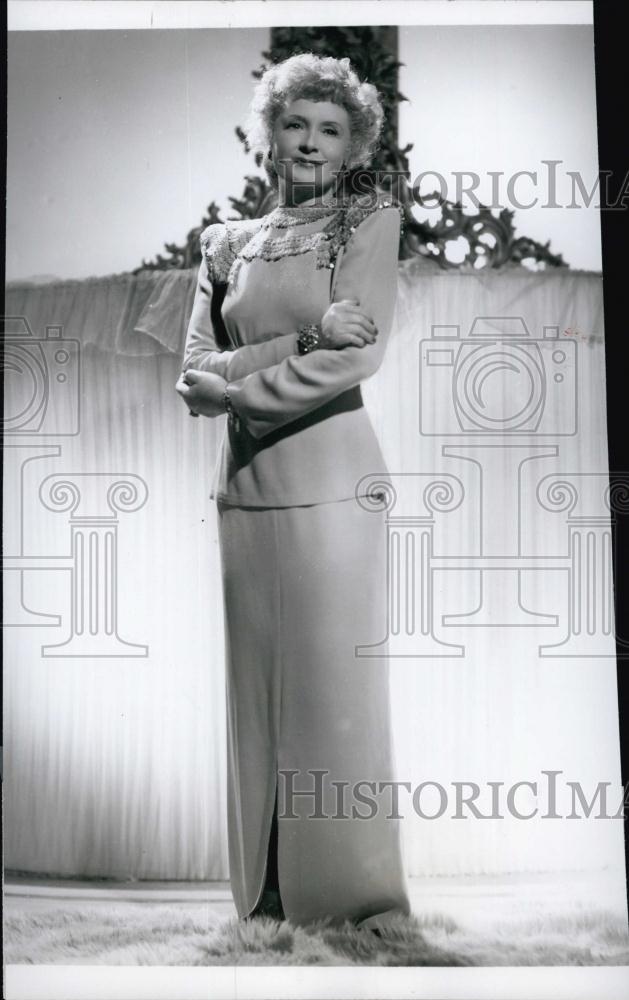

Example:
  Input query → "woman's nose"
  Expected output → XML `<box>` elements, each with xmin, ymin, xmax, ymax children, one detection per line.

<box><xmin>299</xmin><ymin>131</ymin><xmax>318</xmax><ymax>152</ymax></box>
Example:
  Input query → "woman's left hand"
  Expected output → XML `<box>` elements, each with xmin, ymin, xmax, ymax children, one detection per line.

<box><xmin>175</xmin><ymin>369</ymin><xmax>227</xmax><ymax>417</ymax></box>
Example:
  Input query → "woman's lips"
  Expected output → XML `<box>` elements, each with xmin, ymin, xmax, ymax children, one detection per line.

<box><xmin>294</xmin><ymin>158</ymin><xmax>326</xmax><ymax>166</ymax></box>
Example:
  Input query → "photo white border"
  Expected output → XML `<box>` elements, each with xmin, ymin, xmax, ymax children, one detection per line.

<box><xmin>8</xmin><ymin>0</ymin><xmax>592</xmax><ymax>31</ymax></box>
<box><xmin>5</xmin><ymin>965</ymin><xmax>629</xmax><ymax>1000</ymax></box>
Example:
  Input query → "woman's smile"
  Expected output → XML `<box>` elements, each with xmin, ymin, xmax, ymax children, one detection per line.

<box><xmin>271</xmin><ymin>98</ymin><xmax>351</xmax><ymax>203</ymax></box>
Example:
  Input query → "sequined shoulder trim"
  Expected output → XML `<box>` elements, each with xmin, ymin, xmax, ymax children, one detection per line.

<box><xmin>340</xmin><ymin>190</ymin><xmax>403</xmax><ymax>226</ymax></box>
<box><xmin>200</xmin><ymin>219</ymin><xmax>262</xmax><ymax>284</ymax></box>
<box><xmin>329</xmin><ymin>192</ymin><xmax>405</xmax><ymax>252</ymax></box>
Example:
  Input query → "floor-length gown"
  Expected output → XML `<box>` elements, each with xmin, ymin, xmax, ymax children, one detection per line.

<box><xmin>182</xmin><ymin>191</ymin><xmax>411</xmax><ymax>928</ymax></box>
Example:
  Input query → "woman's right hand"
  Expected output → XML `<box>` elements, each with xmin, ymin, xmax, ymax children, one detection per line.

<box><xmin>320</xmin><ymin>299</ymin><xmax>378</xmax><ymax>349</ymax></box>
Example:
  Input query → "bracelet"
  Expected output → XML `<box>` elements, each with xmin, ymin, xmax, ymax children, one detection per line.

<box><xmin>297</xmin><ymin>323</ymin><xmax>322</xmax><ymax>355</ymax></box>
<box><xmin>223</xmin><ymin>385</ymin><xmax>241</xmax><ymax>432</ymax></box>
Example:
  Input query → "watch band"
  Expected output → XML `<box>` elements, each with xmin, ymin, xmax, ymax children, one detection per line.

<box><xmin>223</xmin><ymin>385</ymin><xmax>241</xmax><ymax>432</ymax></box>
<box><xmin>297</xmin><ymin>323</ymin><xmax>322</xmax><ymax>355</ymax></box>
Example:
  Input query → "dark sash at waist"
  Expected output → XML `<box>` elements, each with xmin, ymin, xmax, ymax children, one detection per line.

<box><xmin>247</xmin><ymin>384</ymin><xmax>364</xmax><ymax>449</ymax></box>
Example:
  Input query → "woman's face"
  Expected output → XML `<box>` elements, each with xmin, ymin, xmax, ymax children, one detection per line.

<box><xmin>271</xmin><ymin>98</ymin><xmax>352</xmax><ymax>201</ymax></box>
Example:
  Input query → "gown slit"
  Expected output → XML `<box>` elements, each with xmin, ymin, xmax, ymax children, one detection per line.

<box><xmin>247</xmin><ymin>778</ymin><xmax>281</xmax><ymax>917</ymax></box>
<box><xmin>264</xmin><ymin>788</ymin><xmax>280</xmax><ymax>892</ymax></box>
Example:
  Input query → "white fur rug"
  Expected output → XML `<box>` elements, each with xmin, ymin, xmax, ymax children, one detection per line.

<box><xmin>5</xmin><ymin>902</ymin><xmax>629</xmax><ymax>966</ymax></box>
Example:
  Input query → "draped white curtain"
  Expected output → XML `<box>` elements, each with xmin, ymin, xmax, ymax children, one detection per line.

<box><xmin>4</xmin><ymin>263</ymin><xmax>625</xmax><ymax>881</ymax></box>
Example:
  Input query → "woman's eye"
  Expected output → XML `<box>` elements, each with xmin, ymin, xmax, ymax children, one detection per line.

<box><xmin>286</xmin><ymin>121</ymin><xmax>302</xmax><ymax>129</ymax></box>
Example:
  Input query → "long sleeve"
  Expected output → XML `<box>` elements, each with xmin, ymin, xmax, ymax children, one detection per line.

<box><xmin>181</xmin><ymin>256</ymin><xmax>300</xmax><ymax>381</ymax></box>
<box><xmin>225</xmin><ymin>205</ymin><xmax>401</xmax><ymax>439</ymax></box>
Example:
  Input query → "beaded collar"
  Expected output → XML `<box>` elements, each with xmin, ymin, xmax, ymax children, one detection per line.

<box><xmin>200</xmin><ymin>193</ymin><xmax>402</xmax><ymax>284</ymax></box>
<box><xmin>262</xmin><ymin>203</ymin><xmax>340</xmax><ymax>230</ymax></box>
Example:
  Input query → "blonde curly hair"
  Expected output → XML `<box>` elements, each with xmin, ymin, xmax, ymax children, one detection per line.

<box><xmin>245</xmin><ymin>53</ymin><xmax>385</xmax><ymax>186</ymax></box>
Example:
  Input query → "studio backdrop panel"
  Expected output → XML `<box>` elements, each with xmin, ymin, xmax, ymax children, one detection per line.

<box><xmin>3</xmin><ymin>263</ymin><xmax>624</xmax><ymax>880</ymax></box>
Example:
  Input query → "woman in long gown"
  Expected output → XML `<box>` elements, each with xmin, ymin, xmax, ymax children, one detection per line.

<box><xmin>176</xmin><ymin>53</ymin><xmax>410</xmax><ymax>931</ymax></box>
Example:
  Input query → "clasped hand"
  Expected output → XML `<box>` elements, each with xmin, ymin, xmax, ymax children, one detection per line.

<box><xmin>320</xmin><ymin>299</ymin><xmax>377</xmax><ymax>349</ymax></box>
<box><xmin>175</xmin><ymin>369</ymin><xmax>227</xmax><ymax>417</ymax></box>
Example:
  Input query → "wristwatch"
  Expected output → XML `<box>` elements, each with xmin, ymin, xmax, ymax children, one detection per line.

<box><xmin>297</xmin><ymin>323</ymin><xmax>322</xmax><ymax>355</ymax></box>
